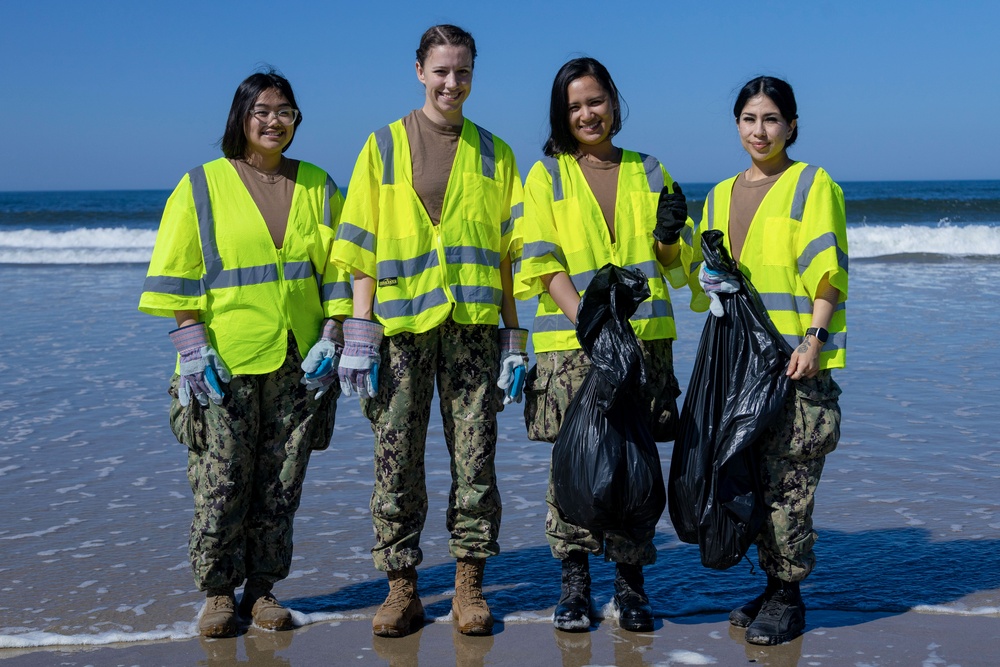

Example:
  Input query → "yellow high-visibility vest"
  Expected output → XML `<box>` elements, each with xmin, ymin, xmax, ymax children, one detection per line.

<box><xmin>689</xmin><ymin>162</ymin><xmax>849</xmax><ymax>369</ymax></box>
<box><xmin>515</xmin><ymin>151</ymin><xmax>688</xmax><ymax>353</ymax></box>
<box><xmin>140</xmin><ymin>158</ymin><xmax>352</xmax><ymax>374</ymax></box>
<box><xmin>332</xmin><ymin>118</ymin><xmax>522</xmax><ymax>336</ymax></box>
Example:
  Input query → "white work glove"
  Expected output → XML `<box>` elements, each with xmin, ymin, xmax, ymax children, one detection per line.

<box><xmin>497</xmin><ymin>328</ymin><xmax>529</xmax><ymax>405</ymax></box>
<box><xmin>699</xmin><ymin>265</ymin><xmax>740</xmax><ymax>317</ymax></box>
<box><xmin>300</xmin><ymin>318</ymin><xmax>344</xmax><ymax>400</ymax></box>
<box><xmin>338</xmin><ymin>318</ymin><xmax>383</xmax><ymax>398</ymax></box>
<box><xmin>169</xmin><ymin>322</ymin><xmax>231</xmax><ymax>407</ymax></box>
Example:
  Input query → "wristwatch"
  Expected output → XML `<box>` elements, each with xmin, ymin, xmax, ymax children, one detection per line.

<box><xmin>805</xmin><ymin>327</ymin><xmax>829</xmax><ymax>344</ymax></box>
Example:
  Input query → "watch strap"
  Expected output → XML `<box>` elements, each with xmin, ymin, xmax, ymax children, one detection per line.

<box><xmin>805</xmin><ymin>327</ymin><xmax>829</xmax><ymax>344</ymax></box>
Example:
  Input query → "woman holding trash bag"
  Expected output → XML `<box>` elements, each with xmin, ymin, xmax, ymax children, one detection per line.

<box><xmin>331</xmin><ymin>25</ymin><xmax>523</xmax><ymax>638</ymax></box>
<box><xmin>514</xmin><ymin>57</ymin><xmax>690</xmax><ymax>633</ymax></box>
<box><xmin>687</xmin><ymin>75</ymin><xmax>848</xmax><ymax>645</ymax></box>
<box><xmin>139</xmin><ymin>69</ymin><xmax>351</xmax><ymax>637</ymax></box>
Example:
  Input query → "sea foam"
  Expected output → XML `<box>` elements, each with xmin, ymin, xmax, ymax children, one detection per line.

<box><xmin>2</xmin><ymin>223</ymin><xmax>999</xmax><ymax>265</ymax></box>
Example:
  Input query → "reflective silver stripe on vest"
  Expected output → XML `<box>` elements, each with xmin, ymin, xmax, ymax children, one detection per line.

<box><xmin>142</xmin><ymin>274</ymin><xmax>203</xmax><ymax>297</ymax></box>
<box><xmin>632</xmin><ymin>298</ymin><xmax>674</xmax><ymax>321</ymax></box>
<box><xmin>453</xmin><ymin>284</ymin><xmax>503</xmax><ymax>306</ymax></box>
<box><xmin>534</xmin><ymin>298</ymin><xmax>672</xmax><ymax>334</ymax></box>
<box><xmin>321</xmin><ymin>280</ymin><xmax>353</xmax><ymax>302</ymax></box>
<box><xmin>798</xmin><ymin>231</ymin><xmax>849</xmax><ymax>275</ymax></box>
<box><xmin>375</xmin><ymin>125</ymin><xmax>394</xmax><ymax>186</ymax></box>
<box><xmin>533</xmin><ymin>312</ymin><xmax>574</xmax><ymax>333</ymax></box>
<box><xmin>790</xmin><ymin>165</ymin><xmax>819</xmax><ymax>221</ymax></box>
<box><xmin>542</xmin><ymin>158</ymin><xmax>563</xmax><ymax>202</ymax></box>
<box><xmin>188</xmin><ymin>165</ymin><xmax>284</xmax><ymax>290</ymax></box>
<box><xmin>521</xmin><ymin>240</ymin><xmax>567</xmax><ymax>268</ymax></box>
<box><xmin>375</xmin><ymin>287</ymin><xmax>450</xmax><ymax>319</ymax></box>
<box><xmin>445</xmin><ymin>245</ymin><xmax>500</xmax><ymax>268</ymax></box>
<box><xmin>335</xmin><ymin>222</ymin><xmax>376</xmax><ymax>253</ymax></box>
<box><xmin>761</xmin><ymin>292</ymin><xmax>847</xmax><ymax>317</ymax></box>
<box><xmin>705</xmin><ymin>185</ymin><xmax>716</xmax><ymax>231</ymax></box>
<box><xmin>501</xmin><ymin>202</ymin><xmax>523</xmax><ymax>238</ymax></box>
<box><xmin>322</xmin><ymin>175</ymin><xmax>336</xmax><ymax>228</ymax></box>
<box><xmin>569</xmin><ymin>261</ymin><xmax>660</xmax><ymax>295</ymax></box>
<box><xmin>475</xmin><ymin>124</ymin><xmax>496</xmax><ymax>179</ymax></box>
<box><xmin>377</xmin><ymin>250</ymin><xmax>440</xmax><ymax>280</ymax></box>
<box><xmin>638</xmin><ymin>153</ymin><xmax>664</xmax><ymax>192</ymax></box>
<box><xmin>284</xmin><ymin>261</ymin><xmax>313</xmax><ymax>281</ymax></box>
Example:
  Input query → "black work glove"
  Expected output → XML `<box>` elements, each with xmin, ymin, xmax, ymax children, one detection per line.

<box><xmin>653</xmin><ymin>182</ymin><xmax>687</xmax><ymax>245</ymax></box>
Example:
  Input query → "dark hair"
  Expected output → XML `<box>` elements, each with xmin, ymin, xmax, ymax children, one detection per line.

<box><xmin>734</xmin><ymin>76</ymin><xmax>798</xmax><ymax>147</ymax></box>
<box><xmin>543</xmin><ymin>57</ymin><xmax>625</xmax><ymax>157</ymax></box>
<box><xmin>221</xmin><ymin>68</ymin><xmax>302</xmax><ymax>159</ymax></box>
<box><xmin>415</xmin><ymin>24</ymin><xmax>477</xmax><ymax>66</ymax></box>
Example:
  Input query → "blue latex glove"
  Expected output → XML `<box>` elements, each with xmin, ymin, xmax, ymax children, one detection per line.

<box><xmin>169</xmin><ymin>322</ymin><xmax>232</xmax><ymax>407</ymax></box>
<box><xmin>300</xmin><ymin>319</ymin><xmax>344</xmax><ymax>399</ymax></box>
<box><xmin>699</xmin><ymin>264</ymin><xmax>741</xmax><ymax>317</ymax></box>
<box><xmin>497</xmin><ymin>328</ymin><xmax>529</xmax><ymax>405</ymax></box>
<box><xmin>338</xmin><ymin>318</ymin><xmax>383</xmax><ymax>398</ymax></box>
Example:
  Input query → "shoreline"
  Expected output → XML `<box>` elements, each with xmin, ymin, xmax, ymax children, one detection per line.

<box><xmin>2</xmin><ymin>607</ymin><xmax>998</xmax><ymax>666</ymax></box>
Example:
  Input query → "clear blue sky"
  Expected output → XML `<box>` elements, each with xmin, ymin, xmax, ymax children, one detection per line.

<box><xmin>4</xmin><ymin>1</ymin><xmax>997</xmax><ymax>191</ymax></box>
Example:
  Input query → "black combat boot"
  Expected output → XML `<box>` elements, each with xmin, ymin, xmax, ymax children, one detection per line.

<box><xmin>745</xmin><ymin>579</ymin><xmax>806</xmax><ymax>645</ymax></box>
<box><xmin>729</xmin><ymin>574</ymin><xmax>781</xmax><ymax>627</ymax></box>
<box><xmin>613</xmin><ymin>563</ymin><xmax>653</xmax><ymax>632</ymax></box>
<box><xmin>553</xmin><ymin>552</ymin><xmax>591</xmax><ymax>632</ymax></box>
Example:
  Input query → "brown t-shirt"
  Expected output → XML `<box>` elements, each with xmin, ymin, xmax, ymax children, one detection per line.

<box><xmin>728</xmin><ymin>169</ymin><xmax>783</xmax><ymax>263</ymax></box>
<box><xmin>229</xmin><ymin>157</ymin><xmax>299</xmax><ymax>248</ymax></box>
<box><xmin>402</xmin><ymin>109</ymin><xmax>461</xmax><ymax>225</ymax></box>
<box><xmin>576</xmin><ymin>153</ymin><xmax>621</xmax><ymax>242</ymax></box>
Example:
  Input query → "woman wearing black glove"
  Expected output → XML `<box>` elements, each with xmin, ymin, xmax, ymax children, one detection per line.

<box><xmin>514</xmin><ymin>57</ymin><xmax>693</xmax><ymax>634</ymax></box>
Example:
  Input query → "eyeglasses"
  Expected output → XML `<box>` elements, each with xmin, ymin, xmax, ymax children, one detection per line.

<box><xmin>251</xmin><ymin>108</ymin><xmax>299</xmax><ymax>125</ymax></box>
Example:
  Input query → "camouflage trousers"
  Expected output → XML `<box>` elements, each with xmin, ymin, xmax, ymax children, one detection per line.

<box><xmin>755</xmin><ymin>370</ymin><xmax>842</xmax><ymax>582</ymax></box>
<box><xmin>361</xmin><ymin>319</ymin><xmax>503</xmax><ymax>572</ymax></box>
<box><xmin>169</xmin><ymin>334</ymin><xmax>338</xmax><ymax>591</ymax></box>
<box><xmin>527</xmin><ymin>338</ymin><xmax>681</xmax><ymax>566</ymax></box>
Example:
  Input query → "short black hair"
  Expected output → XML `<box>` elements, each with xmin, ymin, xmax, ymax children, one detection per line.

<box><xmin>416</xmin><ymin>24</ymin><xmax>477</xmax><ymax>66</ymax></box>
<box><xmin>543</xmin><ymin>57</ymin><xmax>624</xmax><ymax>157</ymax></box>
<box><xmin>734</xmin><ymin>76</ymin><xmax>798</xmax><ymax>148</ymax></box>
<box><xmin>220</xmin><ymin>67</ymin><xmax>302</xmax><ymax>159</ymax></box>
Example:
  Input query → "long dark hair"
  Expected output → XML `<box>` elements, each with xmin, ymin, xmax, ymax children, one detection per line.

<box><xmin>543</xmin><ymin>57</ymin><xmax>625</xmax><ymax>157</ymax></box>
<box><xmin>220</xmin><ymin>68</ymin><xmax>302</xmax><ymax>159</ymax></box>
<box><xmin>734</xmin><ymin>76</ymin><xmax>798</xmax><ymax>148</ymax></box>
<box><xmin>415</xmin><ymin>24</ymin><xmax>477</xmax><ymax>66</ymax></box>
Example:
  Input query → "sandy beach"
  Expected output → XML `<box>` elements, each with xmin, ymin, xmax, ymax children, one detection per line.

<box><xmin>1</xmin><ymin>256</ymin><xmax>998</xmax><ymax>665</ymax></box>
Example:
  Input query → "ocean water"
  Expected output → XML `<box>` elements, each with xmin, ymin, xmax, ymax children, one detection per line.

<box><xmin>0</xmin><ymin>182</ymin><xmax>998</xmax><ymax>650</ymax></box>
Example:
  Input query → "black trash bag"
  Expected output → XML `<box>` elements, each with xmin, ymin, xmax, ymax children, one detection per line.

<box><xmin>552</xmin><ymin>264</ymin><xmax>666</xmax><ymax>540</ymax></box>
<box><xmin>668</xmin><ymin>229</ymin><xmax>794</xmax><ymax>569</ymax></box>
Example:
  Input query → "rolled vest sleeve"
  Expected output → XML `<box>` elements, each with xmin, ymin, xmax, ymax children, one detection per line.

<box><xmin>332</xmin><ymin>134</ymin><xmax>381</xmax><ymax>279</ymax></box>
<box><xmin>799</xmin><ymin>172</ymin><xmax>849</xmax><ymax>303</ymax></box>
<box><xmin>496</xmin><ymin>139</ymin><xmax>523</xmax><ymax>263</ymax></box>
<box><xmin>139</xmin><ymin>174</ymin><xmax>206</xmax><ymax>318</ymax></box>
<box><xmin>318</xmin><ymin>184</ymin><xmax>353</xmax><ymax>318</ymax></box>
<box><xmin>514</xmin><ymin>160</ymin><xmax>567</xmax><ymax>301</ymax></box>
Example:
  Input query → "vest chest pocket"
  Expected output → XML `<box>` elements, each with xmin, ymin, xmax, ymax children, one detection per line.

<box><xmin>760</xmin><ymin>216</ymin><xmax>800</xmax><ymax>268</ymax></box>
<box><xmin>552</xmin><ymin>197</ymin><xmax>588</xmax><ymax>255</ymax></box>
<box><xmin>627</xmin><ymin>190</ymin><xmax>660</xmax><ymax>242</ymax></box>
<box><xmin>462</xmin><ymin>173</ymin><xmax>502</xmax><ymax>249</ymax></box>
<box><xmin>378</xmin><ymin>185</ymin><xmax>423</xmax><ymax>240</ymax></box>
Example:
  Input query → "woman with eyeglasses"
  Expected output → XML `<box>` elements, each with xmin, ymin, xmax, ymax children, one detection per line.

<box><xmin>140</xmin><ymin>69</ymin><xmax>352</xmax><ymax>638</ymax></box>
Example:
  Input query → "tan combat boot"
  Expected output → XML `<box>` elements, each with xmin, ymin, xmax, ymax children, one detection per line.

<box><xmin>372</xmin><ymin>566</ymin><xmax>424</xmax><ymax>637</ymax></box>
<box><xmin>199</xmin><ymin>589</ymin><xmax>238</xmax><ymax>638</ymax></box>
<box><xmin>452</xmin><ymin>557</ymin><xmax>493</xmax><ymax>635</ymax></box>
<box><xmin>239</xmin><ymin>581</ymin><xmax>294</xmax><ymax>631</ymax></box>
